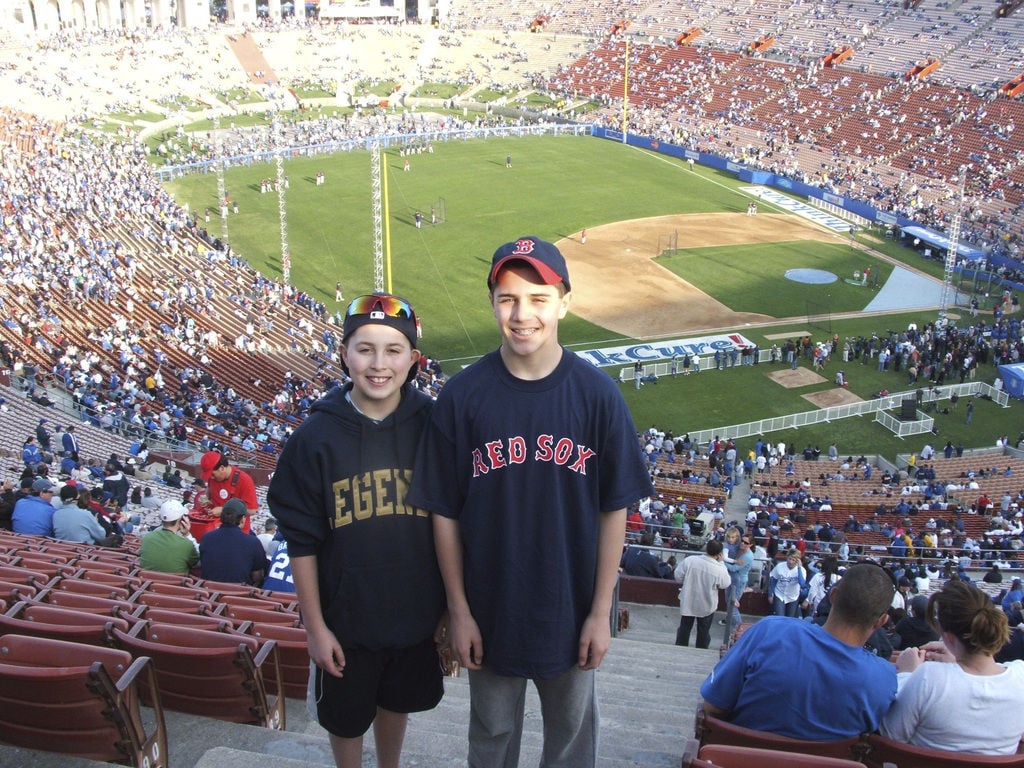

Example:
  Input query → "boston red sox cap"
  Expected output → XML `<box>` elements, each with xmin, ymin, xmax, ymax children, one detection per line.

<box><xmin>488</xmin><ymin>236</ymin><xmax>571</xmax><ymax>292</ymax></box>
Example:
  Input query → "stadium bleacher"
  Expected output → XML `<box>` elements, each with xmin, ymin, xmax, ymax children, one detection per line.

<box><xmin>0</xmin><ymin>6</ymin><xmax>1022</xmax><ymax>766</ymax></box>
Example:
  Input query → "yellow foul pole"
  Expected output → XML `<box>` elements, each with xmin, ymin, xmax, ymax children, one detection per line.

<box><xmin>383</xmin><ymin>149</ymin><xmax>393</xmax><ymax>293</ymax></box>
<box><xmin>621</xmin><ymin>35</ymin><xmax>629</xmax><ymax>142</ymax></box>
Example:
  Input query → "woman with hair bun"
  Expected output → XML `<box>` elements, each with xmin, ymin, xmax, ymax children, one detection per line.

<box><xmin>881</xmin><ymin>580</ymin><xmax>1024</xmax><ymax>755</ymax></box>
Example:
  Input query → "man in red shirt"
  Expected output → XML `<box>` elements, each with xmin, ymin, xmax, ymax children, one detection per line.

<box><xmin>197</xmin><ymin>450</ymin><xmax>258</xmax><ymax>534</ymax></box>
<box><xmin>627</xmin><ymin>506</ymin><xmax>645</xmax><ymax>541</ymax></box>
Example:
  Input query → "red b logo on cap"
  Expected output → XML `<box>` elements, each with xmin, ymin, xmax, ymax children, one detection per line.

<box><xmin>511</xmin><ymin>238</ymin><xmax>535</xmax><ymax>255</ymax></box>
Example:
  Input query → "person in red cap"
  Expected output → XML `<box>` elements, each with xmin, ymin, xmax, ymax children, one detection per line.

<box><xmin>195</xmin><ymin>450</ymin><xmax>258</xmax><ymax>535</ymax></box>
<box><xmin>408</xmin><ymin>235</ymin><xmax>652</xmax><ymax>767</ymax></box>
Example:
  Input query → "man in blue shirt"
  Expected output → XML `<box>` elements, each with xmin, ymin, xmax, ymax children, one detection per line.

<box><xmin>700</xmin><ymin>562</ymin><xmax>897</xmax><ymax>741</ymax></box>
<box><xmin>199</xmin><ymin>498</ymin><xmax>268</xmax><ymax>585</ymax></box>
<box><xmin>12</xmin><ymin>477</ymin><xmax>57</xmax><ymax>536</ymax></box>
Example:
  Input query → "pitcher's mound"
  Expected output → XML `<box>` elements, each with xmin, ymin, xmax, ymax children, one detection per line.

<box><xmin>767</xmin><ymin>368</ymin><xmax>826</xmax><ymax>388</ymax></box>
<box><xmin>803</xmin><ymin>388</ymin><xmax>865</xmax><ymax>407</ymax></box>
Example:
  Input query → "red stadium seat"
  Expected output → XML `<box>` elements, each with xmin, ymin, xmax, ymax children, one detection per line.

<box><xmin>862</xmin><ymin>734</ymin><xmax>1024</xmax><ymax>768</ymax></box>
<box><xmin>246</xmin><ymin>621</ymin><xmax>310</xmax><ymax>699</ymax></box>
<box><xmin>221</xmin><ymin>603</ymin><xmax>301</xmax><ymax>626</ymax></box>
<box><xmin>129</xmin><ymin>590</ymin><xmax>222</xmax><ymax>615</ymax></box>
<box><xmin>0</xmin><ymin>633</ymin><xmax>167</xmax><ymax>767</ymax></box>
<box><xmin>694</xmin><ymin>707</ymin><xmax>867</xmax><ymax>762</ymax></box>
<box><xmin>112</xmin><ymin>621</ymin><xmax>284</xmax><ymax>729</ymax></box>
<box><xmin>0</xmin><ymin>600</ymin><xmax>130</xmax><ymax>646</ymax></box>
<box><xmin>39</xmin><ymin>590</ymin><xmax>136</xmax><ymax>617</ymax></box>
<box><xmin>54</xmin><ymin>577</ymin><xmax>132</xmax><ymax>601</ymax></box>
<box><xmin>691</xmin><ymin>744</ymin><xmax>866</xmax><ymax>767</ymax></box>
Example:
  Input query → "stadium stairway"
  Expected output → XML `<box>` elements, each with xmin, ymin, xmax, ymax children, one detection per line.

<box><xmin>0</xmin><ymin>604</ymin><xmax>716</xmax><ymax>768</ymax></box>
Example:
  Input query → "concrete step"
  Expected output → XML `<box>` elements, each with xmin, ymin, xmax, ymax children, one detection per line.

<box><xmin>0</xmin><ymin>604</ymin><xmax>713</xmax><ymax>768</ymax></box>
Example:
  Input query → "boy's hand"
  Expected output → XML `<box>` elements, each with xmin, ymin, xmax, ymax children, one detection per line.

<box><xmin>307</xmin><ymin>626</ymin><xmax>346</xmax><ymax>677</ymax></box>
<box><xmin>450</xmin><ymin>610</ymin><xmax>484</xmax><ymax>670</ymax></box>
<box><xmin>578</xmin><ymin>613</ymin><xmax>611</xmax><ymax>670</ymax></box>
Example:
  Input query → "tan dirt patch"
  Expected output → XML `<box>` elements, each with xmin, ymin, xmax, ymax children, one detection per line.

<box><xmin>767</xmin><ymin>368</ymin><xmax>827</xmax><ymax>388</ymax></box>
<box><xmin>557</xmin><ymin>212</ymin><xmax>837</xmax><ymax>340</ymax></box>
<box><xmin>803</xmin><ymin>388</ymin><xmax>865</xmax><ymax>407</ymax></box>
<box><xmin>765</xmin><ymin>331</ymin><xmax>811</xmax><ymax>340</ymax></box>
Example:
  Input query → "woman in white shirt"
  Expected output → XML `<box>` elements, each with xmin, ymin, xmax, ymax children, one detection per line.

<box><xmin>882</xmin><ymin>580</ymin><xmax>1024</xmax><ymax>755</ymax></box>
<box><xmin>768</xmin><ymin>548</ymin><xmax>806</xmax><ymax>617</ymax></box>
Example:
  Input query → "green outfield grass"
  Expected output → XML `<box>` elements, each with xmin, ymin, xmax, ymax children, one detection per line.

<box><xmin>163</xmin><ymin>134</ymin><xmax>1021</xmax><ymax>455</ymax></box>
<box><xmin>657</xmin><ymin>241</ymin><xmax>891</xmax><ymax>317</ymax></box>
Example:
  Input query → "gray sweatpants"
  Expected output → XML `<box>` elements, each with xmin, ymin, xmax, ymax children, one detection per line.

<box><xmin>467</xmin><ymin>664</ymin><xmax>598</xmax><ymax>768</ymax></box>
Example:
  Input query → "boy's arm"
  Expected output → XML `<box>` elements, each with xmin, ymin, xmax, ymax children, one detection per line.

<box><xmin>291</xmin><ymin>554</ymin><xmax>346</xmax><ymax>677</ymax></box>
<box><xmin>433</xmin><ymin>514</ymin><xmax>484</xmax><ymax>669</ymax></box>
<box><xmin>578</xmin><ymin>507</ymin><xmax>627</xmax><ymax>670</ymax></box>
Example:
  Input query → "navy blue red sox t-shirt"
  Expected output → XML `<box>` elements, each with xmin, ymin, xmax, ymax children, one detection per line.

<box><xmin>409</xmin><ymin>348</ymin><xmax>652</xmax><ymax>679</ymax></box>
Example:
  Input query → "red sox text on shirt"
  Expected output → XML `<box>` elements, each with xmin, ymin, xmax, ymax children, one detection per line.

<box><xmin>471</xmin><ymin>435</ymin><xmax>597</xmax><ymax>477</ymax></box>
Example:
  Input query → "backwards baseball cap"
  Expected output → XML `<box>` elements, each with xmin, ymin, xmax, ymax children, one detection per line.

<box><xmin>342</xmin><ymin>293</ymin><xmax>418</xmax><ymax>349</ymax></box>
<box><xmin>159</xmin><ymin>499</ymin><xmax>188</xmax><ymax>523</ymax></box>
<box><xmin>200</xmin><ymin>451</ymin><xmax>227</xmax><ymax>482</ymax></box>
<box><xmin>341</xmin><ymin>293</ymin><xmax>420</xmax><ymax>384</ymax></box>
<box><xmin>488</xmin><ymin>236</ymin><xmax>571</xmax><ymax>291</ymax></box>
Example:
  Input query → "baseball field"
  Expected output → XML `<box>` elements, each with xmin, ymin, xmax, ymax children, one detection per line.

<box><xmin>165</xmin><ymin>133</ymin><xmax>1016</xmax><ymax>456</ymax></box>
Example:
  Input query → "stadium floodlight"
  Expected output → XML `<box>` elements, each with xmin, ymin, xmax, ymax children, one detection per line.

<box><xmin>370</xmin><ymin>141</ymin><xmax>384</xmax><ymax>292</ymax></box>
<box><xmin>937</xmin><ymin>166</ymin><xmax>968</xmax><ymax>323</ymax></box>
<box><xmin>621</xmin><ymin>34</ymin><xmax>630</xmax><ymax>143</ymax></box>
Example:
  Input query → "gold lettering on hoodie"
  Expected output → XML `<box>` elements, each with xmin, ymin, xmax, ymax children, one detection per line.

<box><xmin>333</xmin><ymin>469</ymin><xmax>426</xmax><ymax>527</ymax></box>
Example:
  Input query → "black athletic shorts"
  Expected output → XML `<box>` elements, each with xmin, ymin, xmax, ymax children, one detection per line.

<box><xmin>310</xmin><ymin>636</ymin><xmax>444</xmax><ymax>738</ymax></box>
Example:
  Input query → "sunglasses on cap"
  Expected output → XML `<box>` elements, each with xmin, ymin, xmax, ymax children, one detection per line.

<box><xmin>345</xmin><ymin>294</ymin><xmax>414</xmax><ymax>320</ymax></box>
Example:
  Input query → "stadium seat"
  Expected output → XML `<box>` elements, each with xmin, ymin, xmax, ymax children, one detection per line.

<box><xmin>138</xmin><ymin>581</ymin><xmax>213</xmax><ymax>600</ymax></box>
<box><xmin>54</xmin><ymin>577</ymin><xmax>133</xmax><ymax>601</ymax></box>
<box><xmin>135</xmin><ymin>606</ymin><xmax>245</xmax><ymax>631</ymax></box>
<box><xmin>217</xmin><ymin>593</ymin><xmax>289</xmax><ymax>612</ymax></box>
<box><xmin>694</xmin><ymin>707</ymin><xmax>867</xmax><ymax>761</ymax></box>
<box><xmin>0</xmin><ymin>564</ymin><xmax>56</xmax><ymax>588</ymax></box>
<box><xmin>246</xmin><ymin>621</ymin><xmax>310</xmax><ymax>699</ymax></box>
<box><xmin>195</xmin><ymin>579</ymin><xmax>258</xmax><ymax>596</ymax></box>
<box><xmin>0</xmin><ymin>633</ymin><xmax>167</xmax><ymax>767</ymax></box>
<box><xmin>77</xmin><ymin>558</ymin><xmax>134</xmax><ymax>575</ymax></box>
<box><xmin>0</xmin><ymin>601</ymin><xmax>130</xmax><ymax>646</ymax></box>
<box><xmin>79</xmin><ymin>569</ymin><xmax>147</xmax><ymax>591</ymax></box>
<box><xmin>39</xmin><ymin>590</ymin><xmax>136</xmax><ymax>617</ymax></box>
<box><xmin>129</xmin><ymin>590</ymin><xmax>221</xmax><ymax>615</ymax></box>
<box><xmin>0</xmin><ymin>578</ymin><xmax>43</xmax><ymax>602</ymax></box>
<box><xmin>112</xmin><ymin>621</ymin><xmax>285</xmax><ymax>729</ymax></box>
<box><xmin>690</xmin><ymin>744</ymin><xmax>866</xmax><ymax>767</ymax></box>
<box><xmin>131</xmin><ymin>569</ymin><xmax>198</xmax><ymax>586</ymax></box>
<box><xmin>220</xmin><ymin>603</ymin><xmax>302</xmax><ymax>626</ymax></box>
<box><xmin>862</xmin><ymin>734</ymin><xmax>1024</xmax><ymax>768</ymax></box>
<box><xmin>257</xmin><ymin>590</ymin><xmax>300</xmax><ymax>611</ymax></box>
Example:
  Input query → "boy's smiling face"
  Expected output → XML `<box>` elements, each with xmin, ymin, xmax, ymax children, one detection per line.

<box><xmin>341</xmin><ymin>324</ymin><xmax>420</xmax><ymax>419</ymax></box>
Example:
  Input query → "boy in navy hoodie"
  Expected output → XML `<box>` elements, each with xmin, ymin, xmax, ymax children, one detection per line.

<box><xmin>268</xmin><ymin>293</ymin><xmax>444</xmax><ymax>768</ymax></box>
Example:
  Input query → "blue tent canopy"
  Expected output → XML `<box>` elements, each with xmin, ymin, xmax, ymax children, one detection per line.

<box><xmin>901</xmin><ymin>226</ymin><xmax>985</xmax><ymax>262</ymax></box>
<box><xmin>998</xmin><ymin>363</ymin><xmax>1024</xmax><ymax>398</ymax></box>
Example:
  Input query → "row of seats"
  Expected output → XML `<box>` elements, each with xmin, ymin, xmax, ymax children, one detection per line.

<box><xmin>0</xmin><ymin>525</ymin><xmax>309</xmax><ymax>766</ymax></box>
<box><xmin>690</xmin><ymin>706</ymin><xmax>1024</xmax><ymax>767</ymax></box>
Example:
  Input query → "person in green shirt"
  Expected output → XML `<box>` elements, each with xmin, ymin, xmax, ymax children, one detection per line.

<box><xmin>139</xmin><ymin>500</ymin><xmax>199</xmax><ymax>574</ymax></box>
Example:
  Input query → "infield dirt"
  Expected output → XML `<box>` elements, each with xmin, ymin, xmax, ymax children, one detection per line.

<box><xmin>559</xmin><ymin>212</ymin><xmax>839</xmax><ymax>339</ymax></box>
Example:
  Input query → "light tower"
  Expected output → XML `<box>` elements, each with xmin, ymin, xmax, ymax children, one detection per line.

<box><xmin>273</xmin><ymin>112</ymin><xmax>290</xmax><ymax>284</ymax></box>
<box><xmin>213</xmin><ymin>115</ymin><xmax>229</xmax><ymax>245</ymax></box>
<box><xmin>370</xmin><ymin>141</ymin><xmax>384</xmax><ymax>292</ymax></box>
<box><xmin>937</xmin><ymin>167</ymin><xmax>967</xmax><ymax>324</ymax></box>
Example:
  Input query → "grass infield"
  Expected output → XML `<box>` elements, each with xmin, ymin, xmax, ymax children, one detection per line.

<box><xmin>164</xmin><ymin>134</ymin><xmax>1020</xmax><ymax>456</ymax></box>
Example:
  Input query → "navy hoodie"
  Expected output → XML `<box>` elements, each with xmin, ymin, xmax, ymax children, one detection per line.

<box><xmin>267</xmin><ymin>383</ymin><xmax>443</xmax><ymax>650</ymax></box>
